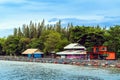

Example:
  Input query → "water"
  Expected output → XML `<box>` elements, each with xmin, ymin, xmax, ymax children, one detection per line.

<box><xmin>0</xmin><ymin>60</ymin><xmax>120</xmax><ymax>80</ymax></box>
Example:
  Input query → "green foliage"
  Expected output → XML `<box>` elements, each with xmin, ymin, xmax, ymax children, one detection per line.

<box><xmin>0</xmin><ymin>20</ymin><xmax>120</xmax><ymax>58</ymax></box>
<box><xmin>79</xmin><ymin>33</ymin><xmax>105</xmax><ymax>48</ymax></box>
<box><xmin>28</xmin><ymin>38</ymin><xmax>44</xmax><ymax>50</ymax></box>
<box><xmin>3</xmin><ymin>36</ymin><xmax>20</xmax><ymax>55</ymax></box>
<box><xmin>103</xmin><ymin>25</ymin><xmax>120</xmax><ymax>57</ymax></box>
<box><xmin>44</xmin><ymin>31</ymin><xmax>62</xmax><ymax>53</ymax></box>
<box><xmin>70</xmin><ymin>26</ymin><xmax>85</xmax><ymax>42</ymax></box>
<box><xmin>56</xmin><ymin>38</ymin><xmax>70</xmax><ymax>51</ymax></box>
<box><xmin>0</xmin><ymin>38</ymin><xmax>6</xmax><ymax>55</ymax></box>
<box><xmin>19</xmin><ymin>38</ymin><xmax>31</xmax><ymax>52</ymax></box>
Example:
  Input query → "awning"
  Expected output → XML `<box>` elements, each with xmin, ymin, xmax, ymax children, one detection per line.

<box><xmin>56</xmin><ymin>50</ymin><xmax>86</xmax><ymax>55</ymax></box>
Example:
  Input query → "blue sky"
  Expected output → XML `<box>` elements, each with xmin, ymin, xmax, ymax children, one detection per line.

<box><xmin>0</xmin><ymin>0</ymin><xmax>120</xmax><ymax>37</ymax></box>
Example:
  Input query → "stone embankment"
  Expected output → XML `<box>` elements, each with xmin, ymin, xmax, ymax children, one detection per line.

<box><xmin>0</xmin><ymin>56</ymin><xmax>120</xmax><ymax>68</ymax></box>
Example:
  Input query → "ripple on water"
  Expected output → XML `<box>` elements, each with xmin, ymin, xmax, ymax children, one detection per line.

<box><xmin>0</xmin><ymin>60</ymin><xmax>120</xmax><ymax>80</ymax></box>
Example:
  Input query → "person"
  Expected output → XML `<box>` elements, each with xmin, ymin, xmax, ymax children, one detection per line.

<box><xmin>87</xmin><ymin>54</ymin><xmax>90</xmax><ymax>61</ymax></box>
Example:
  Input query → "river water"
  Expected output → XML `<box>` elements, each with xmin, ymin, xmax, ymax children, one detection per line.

<box><xmin>0</xmin><ymin>60</ymin><xmax>120</xmax><ymax>80</ymax></box>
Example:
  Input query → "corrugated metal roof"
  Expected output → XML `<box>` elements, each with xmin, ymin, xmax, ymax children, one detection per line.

<box><xmin>64</xmin><ymin>43</ymin><xmax>86</xmax><ymax>50</ymax></box>
<box><xmin>22</xmin><ymin>49</ymin><xmax>42</xmax><ymax>54</ymax></box>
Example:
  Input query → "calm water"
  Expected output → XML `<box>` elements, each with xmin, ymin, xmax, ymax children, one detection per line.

<box><xmin>0</xmin><ymin>60</ymin><xmax>120</xmax><ymax>80</ymax></box>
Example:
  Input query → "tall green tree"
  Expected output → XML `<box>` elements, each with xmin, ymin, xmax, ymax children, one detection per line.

<box><xmin>17</xmin><ymin>27</ymin><xmax>23</xmax><ymax>37</ymax></box>
<box><xmin>78</xmin><ymin>33</ymin><xmax>105</xmax><ymax>51</ymax></box>
<box><xmin>13</xmin><ymin>28</ymin><xmax>17</xmax><ymax>36</ymax></box>
<box><xmin>28</xmin><ymin>38</ymin><xmax>44</xmax><ymax>50</ymax></box>
<box><xmin>4</xmin><ymin>36</ymin><xmax>20</xmax><ymax>55</ymax></box>
<box><xmin>29</xmin><ymin>21</ymin><xmax>35</xmax><ymax>38</ymax></box>
<box><xmin>56</xmin><ymin>38</ymin><xmax>69</xmax><ymax>51</ymax></box>
<box><xmin>69</xmin><ymin>26</ymin><xmax>85</xmax><ymax>42</ymax></box>
<box><xmin>104</xmin><ymin>25</ymin><xmax>120</xmax><ymax>58</ymax></box>
<box><xmin>55</xmin><ymin>20</ymin><xmax>61</xmax><ymax>33</ymax></box>
<box><xmin>44</xmin><ymin>31</ymin><xmax>62</xmax><ymax>53</ymax></box>
<box><xmin>0</xmin><ymin>38</ymin><xmax>6</xmax><ymax>55</ymax></box>
<box><xmin>19</xmin><ymin>38</ymin><xmax>31</xmax><ymax>52</ymax></box>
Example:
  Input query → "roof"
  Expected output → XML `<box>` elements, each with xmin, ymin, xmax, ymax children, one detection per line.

<box><xmin>56</xmin><ymin>50</ymin><xmax>86</xmax><ymax>55</ymax></box>
<box><xmin>64</xmin><ymin>43</ymin><xmax>86</xmax><ymax>50</ymax></box>
<box><xmin>22</xmin><ymin>49</ymin><xmax>42</xmax><ymax>54</ymax></box>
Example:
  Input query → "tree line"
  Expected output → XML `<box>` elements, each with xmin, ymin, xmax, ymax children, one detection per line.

<box><xmin>0</xmin><ymin>20</ymin><xmax>120</xmax><ymax>58</ymax></box>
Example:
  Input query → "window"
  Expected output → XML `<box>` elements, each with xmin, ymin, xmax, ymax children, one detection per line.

<box><xmin>102</xmin><ymin>47</ymin><xmax>107</xmax><ymax>51</ymax></box>
<box><xmin>96</xmin><ymin>48</ymin><xmax>99</xmax><ymax>52</ymax></box>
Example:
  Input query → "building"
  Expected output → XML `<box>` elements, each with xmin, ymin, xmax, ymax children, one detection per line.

<box><xmin>56</xmin><ymin>43</ymin><xmax>87</xmax><ymax>59</ymax></box>
<box><xmin>88</xmin><ymin>46</ymin><xmax>116</xmax><ymax>60</ymax></box>
<box><xmin>22</xmin><ymin>49</ymin><xmax>43</xmax><ymax>58</ymax></box>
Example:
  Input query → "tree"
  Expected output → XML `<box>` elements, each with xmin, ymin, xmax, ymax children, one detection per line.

<box><xmin>56</xmin><ymin>38</ymin><xmax>69</xmax><ymax>51</ymax></box>
<box><xmin>26</xmin><ymin>26</ymin><xmax>30</xmax><ymax>38</ymax></box>
<box><xmin>69</xmin><ymin>26</ymin><xmax>86</xmax><ymax>42</ymax></box>
<box><xmin>78</xmin><ymin>33</ymin><xmax>105</xmax><ymax>51</ymax></box>
<box><xmin>13</xmin><ymin>28</ymin><xmax>17</xmax><ymax>36</ymax></box>
<box><xmin>19</xmin><ymin>38</ymin><xmax>31</xmax><ymax>53</ymax></box>
<box><xmin>0</xmin><ymin>38</ymin><xmax>6</xmax><ymax>55</ymax></box>
<box><xmin>104</xmin><ymin>25</ymin><xmax>120</xmax><ymax>58</ymax></box>
<box><xmin>44</xmin><ymin>31</ymin><xmax>62</xmax><ymax>53</ymax></box>
<box><xmin>29</xmin><ymin>21</ymin><xmax>35</xmax><ymax>38</ymax></box>
<box><xmin>28</xmin><ymin>38</ymin><xmax>44</xmax><ymax>50</ymax></box>
<box><xmin>4</xmin><ymin>36</ymin><xmax>20</xmax><ymax>55</ymax></box>
<box><xmin>17</xmin><ymin>27</ymin><xmax>23</xmax><ymax>37</ymax></box>
<box><xmin>55</xmin><ymin>20</ymin><xmax>61</xmax><ymax>33</ymax></box>
<box><xmin>10</xmin><ymin>19</ymin><xmax>120</xmax><ymax>58</ymax></box>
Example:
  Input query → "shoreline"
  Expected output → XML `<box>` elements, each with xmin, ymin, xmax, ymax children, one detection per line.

<box><xmin>0</xmin><ymin>56</ymin><xmax>120</xmax><ymax>69</ymax></box>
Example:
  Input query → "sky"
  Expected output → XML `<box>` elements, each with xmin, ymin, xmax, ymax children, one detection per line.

<box><xmin>0</xmin><ymin>0</ymin><xmax>120</xmax><ymax>37</ymax></box>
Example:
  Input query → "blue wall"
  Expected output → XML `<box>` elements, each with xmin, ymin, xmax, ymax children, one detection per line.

<box><xmin>34</xmin><ymin>54</ymin><xmax>42</xmax><ymax>58</ymax></box>
<box><xmin>27</xmin><ymin>53</ymin><xmax>43</xmax><ymax>58</ymax></box>
<box><xmin>28</xmin><ymin>54</ymin><xmax>32</xmax><ymax>58</ymax></box>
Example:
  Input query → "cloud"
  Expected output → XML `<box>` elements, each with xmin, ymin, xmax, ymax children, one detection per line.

<box><xmin>0</xmin><ymin>0</ymin><xmax>120</xmax><ymax>37</ymax></box>
<box><xmin>1</xmin><ymin>0</ymin><xmax>120</xmax><ymax>17</ymax></box>
<box><xmin>49</xmin><ymin>18</ymin><xmax>95</xmax><ymax>26</ymax></box>
<box><xmin>48</xmin><ymin>16</ymin><xmax>120</xmax><ymax>27</ymax></box>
